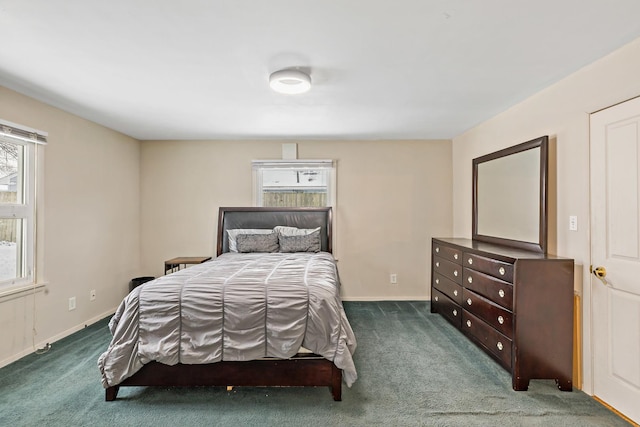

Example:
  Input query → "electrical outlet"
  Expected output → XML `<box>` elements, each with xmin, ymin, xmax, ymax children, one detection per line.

<box><xmin>90</xmin><ymin>289</ymin><xmax>96</xmax><ymax>301</ymax></box>
<box><xmin>68</xmin><ymin>296</ymin><xmax>76</xmax><ymax>311</ymax></box>
<box><xmin>390</xmin><ymin>273</ymin><xmax>398</xmax><ymax>284</ymax></box>
<box><xmin>569</xmin><ymin>215</ymin><xmax>578</xmax><ymax>231</ymax></box>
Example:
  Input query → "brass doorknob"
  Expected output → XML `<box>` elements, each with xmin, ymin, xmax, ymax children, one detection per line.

<box><xmin>590</xmin><ymin>265</ymin><xmax>608</xmax><ymax>285</ymax></box>
<box><xmin>592</xmin><ymin>266</ymin><xmax>607</xmax><ymax>279</ymax></box>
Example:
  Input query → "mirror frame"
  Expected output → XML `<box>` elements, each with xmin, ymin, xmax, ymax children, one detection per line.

<box><xmin>472</xmin><ymin>135</ymin><xmax>549</xmax><ymax>253</ymax></box>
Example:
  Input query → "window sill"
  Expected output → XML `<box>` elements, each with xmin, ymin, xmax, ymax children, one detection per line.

<box><xmin>0</xmin><ymin>282</ymin><xmax>47</xmax><ymax>301</ymax></box>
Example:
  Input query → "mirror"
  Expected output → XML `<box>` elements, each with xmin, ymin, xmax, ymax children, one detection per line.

<box><xmin>473</xmin><ymin>136</ymin><xmax>548</xmax><ymax>253</ymax></box>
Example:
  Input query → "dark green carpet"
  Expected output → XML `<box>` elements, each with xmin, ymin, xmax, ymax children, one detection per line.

<box><xmin>0</xmin><ymin>302</ymin><xmax>630</xmax><ymax>426</ymax></box>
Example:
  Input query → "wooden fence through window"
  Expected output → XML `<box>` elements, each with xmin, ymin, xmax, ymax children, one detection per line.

<box><xmin>263</xmin><ymin>191</ymin><xmax>326</xmax><ymax>208</ymax></box>
<box><xmin>0</xmin><ymin>191</ymin><xmax>17</xmax><ymax>242</ymax></box>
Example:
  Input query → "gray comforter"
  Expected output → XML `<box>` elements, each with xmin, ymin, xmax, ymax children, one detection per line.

<box><xmin>98</xmin><ymin>252</ymin><xmax>357</xmax><ymax>388</ymax></box>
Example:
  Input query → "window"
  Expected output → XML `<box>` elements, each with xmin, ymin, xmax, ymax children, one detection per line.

<box><xmin>0</xmin><ymin>120</ymin><xmax>46</xmax><ymax>287</ymax></box>
<box><xmin>253</xmin><ymin>160</ymin><xmax>335</xmax><ymax>207</ymax></box>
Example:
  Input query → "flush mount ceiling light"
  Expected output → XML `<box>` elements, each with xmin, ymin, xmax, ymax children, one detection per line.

<box><xmin>269</xmin><ymin>69</ymin><xmax>311</xmax><ymax>94</ymax></box>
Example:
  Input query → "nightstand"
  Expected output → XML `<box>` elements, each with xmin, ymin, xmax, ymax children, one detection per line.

<box><xmin>164</xmin><ymin>256</ymin><xmax>212</xmax><ymax>275</ymax></box>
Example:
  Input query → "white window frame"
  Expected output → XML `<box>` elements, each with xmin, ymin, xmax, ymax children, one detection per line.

<box><xmin>0</xmin><ymin>119</ymin><xmax>45</xmax><ymax>288</ymax></box>
<box><xmin>252</xmin><ymin>160</ymin><xmax>336</xmax><ymax>207</ymax></box>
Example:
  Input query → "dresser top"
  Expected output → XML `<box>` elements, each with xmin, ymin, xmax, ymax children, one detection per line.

<box><xmin>433</xmin><ymin>237</ymin><xmax>571</xmax><ymax>262</ymax></box>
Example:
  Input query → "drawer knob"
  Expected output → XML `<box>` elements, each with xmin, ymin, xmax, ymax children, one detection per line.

<box><xmin>467</xmin><ymin>276</ymin><xmax>473</xmax><ymax>284</ymax></box>
<box><xmin>453</xmin><ymin>270</ymin><xmax>458</xmax><ymax>277</ymax></box>
<box><xmin>498</xmin><ymin>315</ymin><xmax>504</xmax><ymax>324</ymax></box>
<box><xmin>466</xmin><ymin>298</ymin><xmax>472</xmax><ymax>306</ymax></box>
<box><xmin>466</xmin><ymin>320</ymin><xmax>472</xmax><ymax>328</ymax></box>
<box><xmin>496</xmin><ymin>341</ymin><xmax>504</xmax><ymax>351</ymax></box>
<box><xmin>467</xmin><ymin>258</ymin><xmax>473</xmax><ymax>265</ymax></box>
<box><xmin>499</xmin><ymin>267</ymin><xmax>505</xmax><ymax>276</ymax></box>
<box><xmin>454</xmin><ymin>253</ymin><xmax>458</xmax><ymax>260</ymax></box>
<box><xmin>434</xmin><ymin>296</ymin><xmax>439</xmax><ymax>301</ymax></box>
<box><xmin>436</xmin><ymin>261</ymin><xmax>440</xmax><ymax>267</ymax></box>
<box><xmin>435</xmin><ymin>247</ymin><xmax>440</xmax><ymax>253</ymax></box>
<box><xmin>453</xmin><ymin>290</ymin><xmax>458</xmax><ymax>296</ymax></box>
<box><xmin>453</xmin><ymin>309</ymin><xmax>457</xmax><ymax>317</ymax></box>
<box><xmin>498</xmin><ymin>289</ymin><xmax>505</xmax><ymax>298</ymax></box>
<box><xmin>435</xmin><ymin>278</ymin><xmax>440</xmax><ymax>284</ymax></box>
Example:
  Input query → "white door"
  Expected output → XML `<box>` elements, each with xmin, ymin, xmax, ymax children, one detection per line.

<box><xmin>590</xmin><ymin>96</ymin><xmax>640</xmax><ymax>424</ymax></box>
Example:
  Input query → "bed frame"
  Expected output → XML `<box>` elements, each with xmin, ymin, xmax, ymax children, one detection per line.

<box><xmin>105</xmin><ymin>206</ymin><xmax>342</xmax><ymax>401</ymax></box>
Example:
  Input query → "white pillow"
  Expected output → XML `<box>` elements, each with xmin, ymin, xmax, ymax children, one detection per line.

<box><xmin>274</xmin><ymin>226</ymin><xmax>321</xmax><ymax>237</ymax></box>
<box><xmin>227</xmin><ymin>229</ymin><xmax>273</xmax><ymax>252</ymax></box>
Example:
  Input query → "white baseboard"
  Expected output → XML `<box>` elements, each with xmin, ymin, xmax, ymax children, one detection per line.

<box><xmin>0</xmin><ymin>307</ymin><xmax>116</xmax><ymax>369</ymax></box>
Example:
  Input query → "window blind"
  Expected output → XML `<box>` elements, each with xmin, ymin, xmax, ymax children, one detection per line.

<box><xmin>0</xmin><ymin>119</ymin><xmax>47</xmax><ymax>145</ymax></box>
<box><xmin>251</xmin><ymin>159</ymin><xmax>333</xmax><ymax>170</ymax></box>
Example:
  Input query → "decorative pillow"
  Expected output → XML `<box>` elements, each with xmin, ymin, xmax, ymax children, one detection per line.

<box><xmin>279</xmin><ymin>229</ymin><xmax>321</xmax><ymax>253</ymax></box>
<box><xmin>274</xmin><ymin>226</ymin><xmax>321</xmax><ymax>237</ymax></box>
<box><xmin>236</xmin><ymin>232</ymin><xmax>279</xmax><ymax>253</ymax></box>
<box><xmin>227</xmin><ymin>229</ymin><xmax>273</xmax><ymax>252</ymax></box>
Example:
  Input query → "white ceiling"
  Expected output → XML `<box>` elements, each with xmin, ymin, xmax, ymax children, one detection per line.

<box><xmin>2</xmin><ymin>1</ymin><xmax>640</xmax><ymax>141</ymax></box>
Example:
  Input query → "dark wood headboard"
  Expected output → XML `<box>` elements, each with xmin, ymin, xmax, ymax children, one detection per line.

<box><xmin>216</xmin><ymin>207</ymin><xmax>333</xmax><ymax>256</ymax></box>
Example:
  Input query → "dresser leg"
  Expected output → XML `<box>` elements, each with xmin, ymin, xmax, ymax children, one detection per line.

<box><xmin>556</xmin><ymin>378</ymin><xmax>573</xmax><ymax>391</ymax></box>
<box><xmin>513</xmin><ymin>377</ymin><xmax>529</xmax><ymax>391</ymax></box>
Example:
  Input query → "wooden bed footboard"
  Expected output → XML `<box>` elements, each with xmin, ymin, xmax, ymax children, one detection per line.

<box><xmin>105</xmin><ymin>356</ymin><xmax>342</xmax><ymax>401</ymax></box>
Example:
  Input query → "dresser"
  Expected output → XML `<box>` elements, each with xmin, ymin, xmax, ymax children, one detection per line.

<box><xmin>431</xmin><ymin>237</ymin><xmax>574</xmax><ymax>391</ymax></box>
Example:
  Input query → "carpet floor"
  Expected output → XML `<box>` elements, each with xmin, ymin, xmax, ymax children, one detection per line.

<box><xmin>0</xmin><ymin>301</ymin><xmax>631</xmax><ymax>426</ymax></box>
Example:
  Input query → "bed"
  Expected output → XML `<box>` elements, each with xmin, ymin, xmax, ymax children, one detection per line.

<box><xmin>98</xmin><ymin>206</ymin><xmax>356</xmax><ymax>401</ymax></box>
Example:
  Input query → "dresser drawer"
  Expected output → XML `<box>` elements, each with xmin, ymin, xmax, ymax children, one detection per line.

<box><xmin>463</xmin><ymin>269</ymin><xmax>513</xmax><ymax>309</ymax></box>
<box><xmin>432</xmin><ymin>288</ymin><xmax>462</xmax><ymax>329</ymax></box>
<box><xmin>433</xmin><ymin>273</ymin><xmax>463</xmax><ymax>305</ymax></box>
<box><xmin>433</xmin><ymin>242</ymin><xmax>462</xmax><ymax>264</ymax></box>
<box><xmin>433</xmin><ymin>257</ymin><xmax>463</xmax><ymax>284</ymax></box>
<box><xmin>464</xmin><ymin>253</ymin><xmax>514</xmax><ymax>283</ymax></box>
<box><xmin>462</xmin><ymin>310</ymin><xmax>512</xmax><ymax>369</ymax></box>
<box><xmin>462</xmin><ymin>288</ymin><xmax>513</xmax><ymax>337</ymax></box>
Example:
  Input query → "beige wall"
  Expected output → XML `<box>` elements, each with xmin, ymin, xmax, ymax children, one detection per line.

<box><xmin>0</xmin><ymin>87</ymin><xmax>141</xmax><ymax>367</ymax></box>
<box><xmin>451</xmin><ymin>37</ymin><xmax>640</xmax><ymax>392</ymax></box>
<box><xmin>140</xmin><ymin>139</ymin><xmax>452</xmax><ymax>300</ymax></box>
